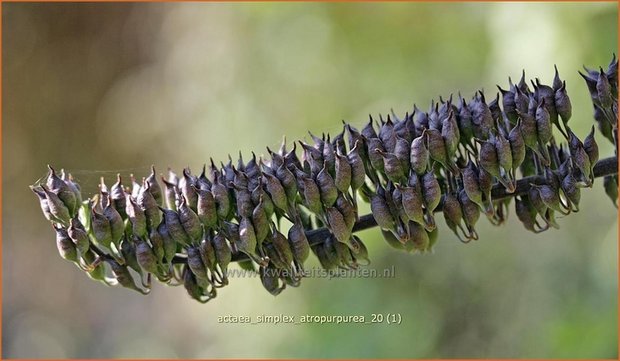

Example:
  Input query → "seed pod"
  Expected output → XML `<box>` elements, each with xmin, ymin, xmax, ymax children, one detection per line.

<box><xmin>212</xmin><ymin>232</ymin><xmax>232</xmax><ymax>275</ymax></box>
<box><xmin>573</xmin><ymin>147</ymin><xmax>592</xmax><ymax>185</ymax></box>
<box><xmin>55</xmin><ymin>226</ymin><xmax>78</xmax><ymax>262</ymax></box>
<box><xmin>321</xmin><ymin>137</ymin><xmax>336</xmax><ymax>174</ymax></box>
<box><xmin>288</xmin><ymin>222</ymin><xmax>310</xmax><ymax>264</ymax></box>
<box><xmin>370</xmin><ymin>192</ymin><xmax>395</xmax><ymax>230</ymax></box>
<box><xmin>145</xmin><ymin>166</ymin><xmax>163</xmax><ymax>206</ymax></box>
<box><xmin>421</xmin><ymin>171</ymin><xmax>441</xmax><ymax>212</ymax></box>
<box><xmin>409</xmin><ymin>221</ymin><xmax>430</xmax><ymax>251</ymax></box>
<box><xmin>124</xmin><ymin>195</ymin><xmax>146</xmax><ymax>237</ymax></box>
<box><xmin>334</xmin><ymin>151</ymin><xmax>352</xmax><ymax>193</ymax></box>
<box><xmin>426</xmin><ymin>128</ymin><xmax>448</xmax><ymax>168</ymax></box>
<box><xmin>41</xmin><ymin>185</ymin><xmax>71</xmax><ymax>224</ymax></box>
<box><xmin>157</xmin><ymin>221</ymin><xmax>177</xmax><ymax>263</ymax></box>
<box><xmin>299</xmin><ymin>175</ymin><xmax>322</xmax><ymax>214</ymax></box>
<box><xmin>160</xmin><ymin>207</ymin><xmax>191</xmax><ymax>246</ymax></box>
<box><xmin>528</xmin><ymin>185</ymin><xmax>548</xmax><ymax>217</ymax></box>
<box><xmin>178</xmin><ymin>197</ymin><xmax>203</xmax><ymax>243</ymax></box>
<box><xmin>399</xmin><ymin>184</ymin><xmax>424</xmax><ymax>226</ymax></box>
<box><xmin>109</xmin><ymin>260</ymin><xmax>147</xmax><ymax>294</ymax></box>
<box><xmin>531</xmin><ymin>184</ymin><xmax>564</xmax><ymax>213</ymax></box>
<box><xmin>478</xmin><ymin>139</ymin><xmax>500</xmax><ymax>179</ymax></box>
<box><xmin>199</xmin><ymin>235</ymin><xmax>217</xmax><ymax>276</ymax></box>
<box><xmin>554</xmin><ymin>80</ymin><xmax>572</xmax><ymax>124</ymax></box>
<box><xmin>379</xmin><ymin>116</ymin><xmax>397</xmax><ymax>152</ymax></box>
<box><xmin>348</xmin><ymin>141</ymin><xmax>367</xmax><ymax>191</ymax></box>
<box><xmin>367</xmin><ymin>137</ymin><xmax>386</xmax><ymax>173</ymax></box>
<box><xmin>535</xmin><ymin>99</ymin><xmax>552</xmax><ymax>144</ymax></box>
<box><xmin>187</xmin><ymin>245</ymin><xmax>209</xmax><ymax>280</ymax></box>
<box><xmin>103</xmin><ymin>198</ymin><xmax>124</xmax><ymax>248</ymax></box>
<box><xmin>457</xmin><ymin>97</ymin><xmax>474</xmax><ymax>143</ymax></box>
<box><xmin>194</xmin><ymin>186</ymin><xmax>218</xmax><ymax>229</ymax></box>
<box><xmin>260</xmin><ymin>265</ymin><xmax>285</xmax><ymax>296</ymax></box>
<box><xmin>162</xmin><ymin>178</ymin><xmax>178</xmax><ymax>211</ymax></box>
<box><xmin>515</xmin><ymin>196</ymin><xmax>542</xmax><ymax>233</ymax></box>
<box><xmin>332</xmin><ymin>237</ymin><xmax>354</xmax><ymax>268</ymax></box>
<box><xmin>335</xmin><ymin>194</ymin><xmax>356</xmax><ymax>232</ymax></box>
<box><xmin>263</xmin><ymin>173</ymin><xmax>288</xmax><ymax>212</ymax></box>
<box><xmin>109</xmin><ymin>174</ymin><xmax>127</xmax><ymax>218</ymax></box>
<box><xmin>252</xmin><ymin>197</ymin><xmax>270</xmax><ymax>244</ymax></box>
<box><xmin>238</xmin><ymin>217</ymin><xmax>258</xmax><ymax>260</ymax></box>
<box><xmin>508</xmin><ymin>121</ymin><xmax>526</xmax><ymax>171</ymax></box>
<box><xmin>442</xmin><ymin>110</ymin><xmax>460</xmax><ymax>157</ymax></box>
<box><xmin>478</xmin><ymin>168</ymin><xmax>494</xmax><ymax>215</ymax></box>
<box><xmin>394</xmin><ymin>135</ymin><xmax>411</xmax><ymax>173</ymax></box>
<box><xmin>31</xmin><ymin>186</ymin><xmax>53</xmax><ymax>222</ymax></box>
<box><xmin>495</xmin><ymin>132</ymin><xmax>513</xmax><ymax>175</ymax></box>
<box><xmin>326</xmin><ymin>207</ymin><xmax>351</xmax><ymax>244</ymax></box>
<box><xmin>597</xmin><ymin>67</ymin><xmax>613</xmax><ymax>107</ymax></box>
<box><xmin>90</xmin><ymin>207</ymin><xmax>112</xmax><ymax>248</ymax></box>
<box><xmin>410</xmin><ymin>134</ymin><xmax>429</xmax><ymax>175</ymax></box>
<box><xmin>561</xmin><ymin>173</ymin><xmax>581</xmax><ymax>211</ymax></box>
<box><xmin>135</xmin><ymin>237</ymin><xmax>159</xmax><ymax>274</ymax></box>
<box><xmin>604</xmin><ymin>175</ymin><xmax>618</xmax><ymax>207</ymax></box>
<box><xmin>442</xmin><ymin>192</ymin><xmax>465</xmax><ymax>241</ymax></box>
<box><xmin>182</xmin><ymin>265</ymin><xmax>210</xmax><ymax>303</ymax></box>
<box><xmin>316</xmin><ymin>165</ymin><xmax>338</xmax><ymax>207</ymax></box>
<box><xmin>276</xmin><ymin>164</ymin><xmax>298</xmax><ymax>202</ymax></box>
<box><xmin>498</xmin><ymin>84</ymin><xmax>517</xmax><ymax>123</ymax></box>
<box><xmin>458</xmin><ymin>189</ymin><xmax>480</xmax><ymax>237</ymax></box>
<box><xmin>118</xmin><ymin>238</ymin><xmax>142</xmax><ymax>276</ymax></box>
<box><xmin>583</xmin><ymin>126</ymin><xmax>599</xmax><ymax>167</ymax></box>
<box><xmin>271</xmin><ymin>229</ymin><xmax>294</xmax><ymax>267</ymax></box>
<box><xmin>137</xmin><ymin>181</ymin><xmax>162</xmax><ymax>231</ymax></box>
<box><xmin>380</xmin><ymin>229</ymin><xmax>404</xmax><ymax>250</ymax></box>
<box><xmin>61</xmin><ymin>171</ymin><xmax>83</xmax><ymax>209</ymax></box>
<box><xmin>46</xmin><ymin>165</ymin><xmax>77</xmax><ymax>217</ymax></box>
<box><xmin>211</xmin><ymin>178</ymin><xmax>231</xmax><ymax>220</ymax></box>
<box><xmin>349</xmin><ymin>235</ymin><xmax>370</xmax><ymax>265</ymax></box>
<box><xmin>376</xmin><ymin>149</ymin><xmax>405</xmax><ymax>183</ymax></box>
<box><xmin>68</xmin><ymin>218</ymin><xmax>89</xmax><ymax>254</ymax></box>
<box><xmin>234</xmin><ymin>185</ymin><xmax>253</xmax><ymax>218</ymax></box>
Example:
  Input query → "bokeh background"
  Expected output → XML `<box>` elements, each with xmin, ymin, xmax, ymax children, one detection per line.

<box><xmin>3</xmin><ymin>2</ymin><xmax>618</xmax><ymax>358</ymax></box>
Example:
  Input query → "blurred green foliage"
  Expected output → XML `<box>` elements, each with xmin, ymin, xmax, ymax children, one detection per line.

<box><xmin>3</xmin><ymin>2</ymin><xmax>617</xmax><ymax>358</ymax></box>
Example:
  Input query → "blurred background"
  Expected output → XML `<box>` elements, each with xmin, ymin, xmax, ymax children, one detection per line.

<box><xmin>3</xmin><ymin>2</ymin><xmax>618</xmax><ymax>358</ymax></box>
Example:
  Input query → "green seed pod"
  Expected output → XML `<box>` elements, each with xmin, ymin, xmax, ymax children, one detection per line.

<box><xmin>410</xmin><ymin>134</ymin><xmax>429</xmax><ymax>175</ymax></box>
<box><xmin>126</xmin><ymin>195</ymin><xmax>147</xmax><ymax>238</ymax></box>
<box><xmin>604</xmin><ymin>175</ymin><xmax>618</xmax><ymax>207</ymax></box>
<box><xmin>260</xmin><ymin>265</ymin><xmax>285</xmax><ymax>296</ymax></box>
<box><xmin>399</xmin><ymin>184</ymin><xmax>424</xmax><ymax>226</ymax></box>
<box><xmin>367</xmin><ymin>137</ymin><xmax>386</xmax><ymax>173</ymax></box>
<box><xmin>276</xmin><ymin>164</ymin><xmax>298</xmax><ymax>202</ymax></box>
<box><xmin>68</xmin><ymin>218</ymin><xmax>89</xmax><ymax>254</ymax></box>
<box><xmin>194</xmin><ymin>186</ymin><xmax>218</xmax><ymax>229</ymax></box>
<box><xmin>335</xmin><ymin>194</ymin><xmax>356</xmax><ymax>232</ymax></box>
<box><xmin>263</xmin><ymin>173</ymin><xmax>288</xmax><ymax>212</ymax></box>
<box><xmin>160</xmin><ymin>207</ymin><xmax>191</xmax><ymax>247</ymax></box>
<box><xmin>146</xmin><ymin>166</ymin><xmax>163</xmax><ymax>206</ymax></box>
<box><xmin>376</xmin><ymin>149</ymin><xmax>406</xmax><ymax>183</ymax></box>
<box><xmin>161</xmin><ymin>178</ymin><xmax>178</xmax><ymax>212</ymax></box>
<box><xmin>380</xmin><ymin>229</ymin><xmax>404</xmax><ymax>250</ymax></box>
<box><xmin>495</xmin><ymin>132</ymin><xmax>513</xmax><ymax>174</ymax></box>
<box><xmin>421</xmin><ymin>171</ymin><xmax>441</xmax><ymax>212</ymax></box>
<box><xmin>178</xmin><ymin>196</ymin><xmax>203</xmax><ymax>244</ymax></box>
<box><xmin>212</xmin><ymin>232</ymin><xmax>231</xmax><ymax>274</ymax></box>
<box><xmin>535</xmin><ymin>99</ymin><xmax>552</xmax><ymax>144</ymax></box>
<box><xmin>90</xmin><ymin>207</ymin><xmax>112</xmax><ymax>248</ymax></box>
<box><xmin>211</xmin><ymin>178</ymin><xmax>231</xmax><ymax>220</ymax></box>
<box><xmin>316</xmin><ymin>165</ymin><xmax>338</xmax><ymax>207</ymax></box>
<box><xmin>252</xmin><ymin>197</ymin><xmax>270</xmax><ymax>245</ymax></box>
<box><xmin>55</xmin><ymin>226</ymin><xmax>78</xmax><ymax>262</ymax></box>
<box><xmin>137</xmin><ymin>181</ymin><xmax>162</xmax><ymax>231</ymax></box>
<box><xmin>109</xmin><ymin>260</ymin><xmax>147</xmax><ymax>294</ymax></box>
<box><xmin>583</xmin><ymin>126</ymin><xmax>599</xmax><ymax>167</ymax></box>
<box><xmin>103</xmin><ymin>198</ymin><xmax>124</xmax><ymax>248</ymax></box>
<box><xmin>409</xmin><ymin>221</ymin><xmax>430</xmax><ymax>251</ymax></box>
<box><xmin>326</xmin><ymin>207</ymin><xmax>351</xmax><ymax>244</ymax></box>
<box><xmin>157</xmin><ymin>221</ymin><xmax>176</xmax><ymax>263</ymax></box>
<box><xmin>288</xmin><ymin>222</ymin><xmax>310</xmax><ymax>264</ymax></box>
<box><xmin>41</xmin><ymin>185</ymin><xmax>71</xmax><ymax>224</ymax></box>
<box><xmin>518</xmin><ymin>110</ymin><xmax>539</xmax><ymax>152</ymax></box>
<box><xmin>573</xmin><ymin>147</ymin><xmax>592</xmax><ymax>185</ymax></box>
<box><xmin>348</xmin><ymin>140</ymin><xmax>366</xmax><ymax>191</ymax></box>
<box><xmin>334</xmin><ymin>151</ymin><xmax>352</xmax><ymax>193</ymax></box>
<box><xmin>148</xmin><ymin>227</ymin><xmax>165</xmax><ymax>264</ymax></box>
<box><xmin>442</xmin><ymin>110</ymin><xmax>460</xmax><ymax>157</ymax></box>
<box><xmin>46</xmin><ymin>165</ymin><xmax>77</xmax><ymax>217</ymax></box>
<box><xmin>238</xmin><ymin>217</ymin><xmax>258</xmax><ymax>260</ymax></box>
<box><xmin>187</xmin><ymin>245</ymin><xmax>209</xmax><ymax>280</ymax></box>
<box><xmin>370</xmin><ymin>191</ymin><xmax>395</xmax><ymax>230</ymax></box>
<box><xmin>508</xmin><ymin>121</ymin><xmax>526</xmax><ymax>171</ymax></box>
<box><xmin>135</xmin><ymin>237</ymin><xmax>159</xmax><ymax>274</ymax></box>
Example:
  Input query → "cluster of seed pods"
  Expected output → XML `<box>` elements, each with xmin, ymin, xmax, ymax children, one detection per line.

<box><xmin>32</xmin><ymin>58</ymin><xmax>617</xmax><ymax>303</ymax></box>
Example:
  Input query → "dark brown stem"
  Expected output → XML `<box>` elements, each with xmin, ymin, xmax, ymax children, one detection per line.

<box><xmin>171</xmin><ymin>155</ymin><xmax>618</xmax><ymax>264</ymax></box>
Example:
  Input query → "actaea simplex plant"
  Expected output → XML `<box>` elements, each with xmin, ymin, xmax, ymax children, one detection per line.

<box><xmin>31</xmin><ymin>57</ymin><xmax>619</xmax><ymax>303</ymax></box>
